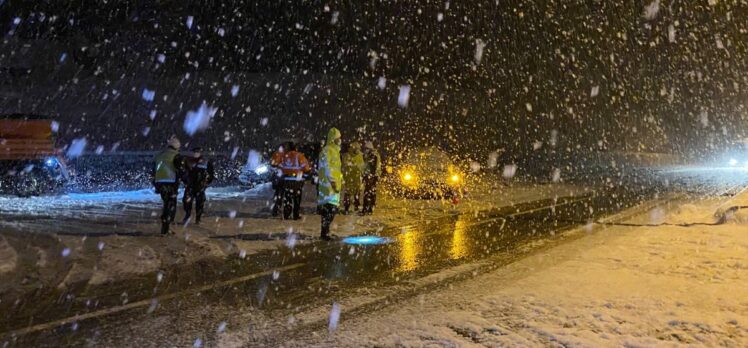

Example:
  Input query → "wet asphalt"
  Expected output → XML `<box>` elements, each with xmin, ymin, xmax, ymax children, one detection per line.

<box><xmin>2</xmin><ymin>167</ymin><xmax>746</xmax><ymax>347</ymax></box>
<box><xmin>1</xmin><ymin>185</ymin><xmax>655</xmax><ymax>346</ymax></box>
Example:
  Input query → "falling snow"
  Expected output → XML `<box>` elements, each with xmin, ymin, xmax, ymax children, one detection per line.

<box><xmin>66</xmin><ymin>138</ymin><xmax>88</xmax><ymax>158</ymax></box>
<box><xmin>328</xmin><ymin>302</ymin><xmax>341</xmax><ymax>333</ymax></box>
<box><xmin>183</xmin><ymin>102</ymin><xmax>218</xmax><ymax>136</ymax></box>
<box><xmin>0</xmin><ymin>1</ymin><xmax>747</xmax><ymax>346</ymax></box>
<box><xmin>474</xmin><ymin>39</ymin><xmax>486</xmax><ymax>65</ymax></box>
<box><xmin>377</xmin><ymin>77</ymin><xmax>387</xmax><ymax>90</ymax></box>
<box><xmin>141</xmin><ymin>88</ymin><xmax>155</xmax><ymax>102</ymax></box>
<box><xmin>398</xmin><ymin>85</ymin><xmax>411</xmax><ymax>108</ymax></box>
<box><xmin>217</xmin><ymin>321</ymin><xmax>227</xmax><ymax>333</ymax></box>
<box><xmin>642</xmin><ymin>0</ymin><xmax>660</xmax><ymax>20</ymax></box>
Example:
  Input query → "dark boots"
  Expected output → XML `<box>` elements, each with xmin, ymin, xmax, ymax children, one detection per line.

<box><xmin>156</xmin><ymin>183</ymin><xmax>179</xmax><ymax>235</ymax></box>
<box><xmin>320</xmin><ymin>203</ymin><xmax>338</xmax><ymax>240</ymax></box>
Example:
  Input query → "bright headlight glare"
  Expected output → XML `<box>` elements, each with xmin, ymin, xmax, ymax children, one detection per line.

<box><xmin>400</xmin><ymin>170</ymin><xmax>417</xmax><ymax>185</ymax></box>
<box><xmin>450</xmin><ymin>174</ymin><xmax>460</xmax><ymax>182</ymax></box>
<box><xmin>254</xmin><ymin>164</ymin><xmax>269</xmax><ymax>175</ymax></box>
<box><xmin>45</xmin><ymin>157</ymin><xmax>57</xmax><ymax>167</ymax></box>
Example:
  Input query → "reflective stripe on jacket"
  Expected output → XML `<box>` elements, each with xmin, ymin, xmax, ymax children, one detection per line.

<box><xmin>280</xmin><ymin>151</ymin><xmax>310</xmax><ymax>181</ymax></box>
<box><xmin>184</xmin><ymin>156</ymin><xmax>214</xmax><ymax>189</ymax></box>
<box><xmin>153</xmin><ymin>148</ymin><xmax>179</xmax><ymax>183</ymax></box>
<box><xmin>317</xmin><ymin>128</ymin><xmax>342</xmax><ymax>206</ymax></box>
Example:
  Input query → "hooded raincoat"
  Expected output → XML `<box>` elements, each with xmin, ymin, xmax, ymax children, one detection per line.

<box><xmin>317</xmin><ymin>128</ymin><xmax>343</xmax><ymax>206</ymax></box>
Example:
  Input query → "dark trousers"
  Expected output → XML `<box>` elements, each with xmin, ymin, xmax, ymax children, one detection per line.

<box><xmin>272</xmin><ymin>179</ymin><xmax>284</xmax><ymax>216</ymax></box>
<box><xmin>320</xmin><ymin>203</ymin><xmax>338</xmax><ymax>238</ymax></box>
<box><xmin>155</xmin><ymin>183</ymin><xmax>178</xmax><ymax>234</ymax></box>
<box><xmin>183</xmin><ymin>186</ymin><xmax>206</xmax><ymax>223</ymax></box>
<box><xmin>342</xmin><ymin>188</ymin><xmax>360</xmax><ymax>213</ymax></box>
<box><xmin>283</xmin><ymin>180</ymin><xmax>304</xmax><ymax>219</ymax></box>
<box><xmin>362</xmin><ymin>176</ymin><xmax>378</xmax><ymax>214</ymax></box>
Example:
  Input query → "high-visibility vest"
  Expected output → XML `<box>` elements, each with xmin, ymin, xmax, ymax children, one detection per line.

<box><xmin>153</xmin><ymin>148</ymin><xmax>179</xmax><ymax>183</ymax></box>
<box><xmin>280</xmin><ymin>151</ymin><xmax>310</xmax><ymax>181</ymax></box>
<box><xmin>270</xmin><ymin>151</ymin><xmax>284</xmax><ymax>167</ymax></box>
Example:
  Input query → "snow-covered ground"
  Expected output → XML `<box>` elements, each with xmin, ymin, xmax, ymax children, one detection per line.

<box><xmin>0</xmin><ymin>179</ymin><xmax>585</xmax><ymax>290</ymax></box>
<box><xmin>283</xmin><ymin>188</ymin><xmax>748</xmax><ymax>347</ymax></box>
<box><xmin>0</xmin><ymin>185</ymin><xmax>263</xmax><ymax>216</ymax></box>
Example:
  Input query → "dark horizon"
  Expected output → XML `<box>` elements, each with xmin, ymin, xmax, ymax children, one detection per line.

<box><xmin>1</xmin><ymin>0</ymin><xmax>746</xmax><ymax>161</ymax></box>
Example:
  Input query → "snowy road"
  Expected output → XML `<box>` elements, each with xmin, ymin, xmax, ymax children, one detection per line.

<box><xmin>1</xmin><ymin>167</ymin><xmax>746</xmax><ymax>346</ymax></box>
<box><xmin>1</xmin><ymin>189</ymin><xmax>653</xmax><ymax>344</ymax></box>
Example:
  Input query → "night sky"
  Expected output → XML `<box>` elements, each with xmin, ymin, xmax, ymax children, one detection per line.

<box><xmin>0</xmin><ymin>0</ymin><xmax>746</xmax><ymax>161</ymax></box>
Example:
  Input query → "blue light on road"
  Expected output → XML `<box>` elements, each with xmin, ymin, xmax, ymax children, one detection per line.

<box><xmin>341</xmin><ymin>236</ymin><xmax>392</xmax><ymax>245</ymax></box>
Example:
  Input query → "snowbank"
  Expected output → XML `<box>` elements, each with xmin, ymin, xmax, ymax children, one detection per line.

<box><xmin>288</xmin><ymin>190</ymin><xmax>748</xmax><ymax>347</ymax></box>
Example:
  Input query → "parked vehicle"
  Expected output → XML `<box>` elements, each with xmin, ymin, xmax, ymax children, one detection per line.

<box><xmin>0</xmin><ymin>114</ymin><xmax>70</xmax><ymax>196</ymax></box>
<box><xmin>386</xmin><ymin>147</ymin><xmax>466</xmax><ymax>199</ymax></box>
<box><xmin>237</xmin><ymin>151</ymin><xmax>273</xmax><ymax>187</ymax></box>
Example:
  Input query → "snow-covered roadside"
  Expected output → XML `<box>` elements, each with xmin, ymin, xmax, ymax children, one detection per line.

<box><xmin>286</xmin><ymin>189</ymin><xmax>748</xmax><ymax>347</ymax></box>
<box><xmin>0</xmin><ymin>180</ymin><xmax>584</xmax><ymax>290</ymax></box>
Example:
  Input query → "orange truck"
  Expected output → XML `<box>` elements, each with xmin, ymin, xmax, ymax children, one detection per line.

<box><xmin>0</xmin><ymin>115</ymin><xmax>69</xmax><ymax>196</ymax></box>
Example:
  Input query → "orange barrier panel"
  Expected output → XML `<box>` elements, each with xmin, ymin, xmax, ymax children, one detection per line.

<box><xmin>0</xmin><ymin>120</ymin><xmax>57</xmax><ymax>160</ymax></box>
<box><xmin>0</xmin><ymin>120</ymin><xmax>53</xmax><ymax>139</ymax></box>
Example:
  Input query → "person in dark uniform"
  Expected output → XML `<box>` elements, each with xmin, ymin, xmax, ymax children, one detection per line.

<box><xmin>182</xmin><ymin>147</ymin><xmax>214</xmax><ymax>225</ymax></box>
<box><xmin>270</xmin><ymin>143</ymin><xmax>286</xmax><ymax>217</ymax></box>
<box><xmin>153</xmin><ymin>136</ymin><xmax>185</xmax><ymax>235</ymax></box>
<box><xmin>361</xmin><ymin>141</ymin><xmax>382</xmax><ymax>215</ymax></box>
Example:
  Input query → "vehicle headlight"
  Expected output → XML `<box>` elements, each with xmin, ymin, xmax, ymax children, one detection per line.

<box><xmin>450</xmin><ymin>174</ymin><xmax>460</xmax><ymax>183</ymax></box>
<box><xmin>401</xmin><ymin>171</ymin><xmax>417</xmax><ymax>185</ymax></box>
<box><xmin>45</xmin><ymin>157</ymin><xmax>58</xmax><ymax>168</ymax></box>
<box><xmin>254</xmin><ymin>164</ymin><xmax>269</xmax><ymax>175</ymax></box>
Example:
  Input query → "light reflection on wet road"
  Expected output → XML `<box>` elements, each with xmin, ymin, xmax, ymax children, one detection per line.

<box><xmin>2</xmin><ymin>167</ymin><xmax>746</xmax><ymax>346</ymax></box>
<box><xmin>1</xmin><ymin>188</ymin><xmax>653</xmax><ymax>346</ymax></box>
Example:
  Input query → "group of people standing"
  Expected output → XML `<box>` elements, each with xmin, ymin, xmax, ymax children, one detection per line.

<box><xmin>271</xmin><ymin>128</ymin><xmax>381</xmax><ymax>240</ymax></box>
<box><xmin>341</xmin><ymin>140</ymin><xmax>381</xmax><ymax>215</ymax></box>
<box><xmin>152</xmin><ymin>128</ymin><xmax>380</xmax><ymax>240</ymax></box>
<box><xmin>152</xmin><ymin>136</ymin><xmax>215</xmax><ymax>235</ymax></box>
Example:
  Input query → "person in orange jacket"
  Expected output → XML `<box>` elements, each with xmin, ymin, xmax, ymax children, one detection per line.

<box><xmin>279</xmin><ymin>142</ymin><xmax>311</xmax><ymax>220</ymax></box>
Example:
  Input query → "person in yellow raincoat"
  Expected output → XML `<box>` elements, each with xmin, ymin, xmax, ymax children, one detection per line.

<box><xmin>317</xmin><ymin>128</ymin><xmax>342</xmax><ymax>240</ymax></box>
<box><xmin>341</xmin><ymin>141</ymin><xmax>365</xmax><ymax>214</ymax></box>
